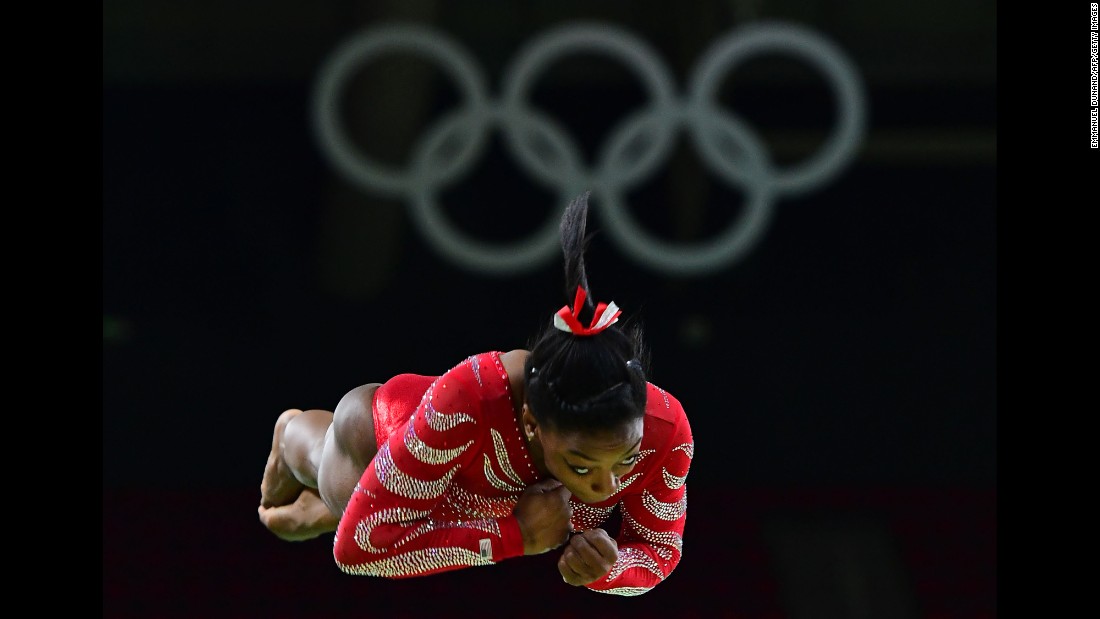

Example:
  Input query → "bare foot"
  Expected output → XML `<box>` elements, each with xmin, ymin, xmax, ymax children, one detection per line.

<box><xmin>260</xmin><ymin>409</ymin><xmax>306</xmax><ymax>508</ymax></box>
<box><xmin>258</xmin><ymin>487</ymin><xmax>340</xmax><ymax>541</ymax></box>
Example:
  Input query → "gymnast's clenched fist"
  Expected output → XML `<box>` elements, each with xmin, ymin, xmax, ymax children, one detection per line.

<box><xmin>557</xmin><ymin>528</ymin><xmax>618</xmax><ymax>586</ymax></box>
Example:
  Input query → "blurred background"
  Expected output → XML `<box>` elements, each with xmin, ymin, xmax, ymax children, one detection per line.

<box><xmin>103</xmin><ymin>1</ymin><xmax>996</xmax><ymax>617</ymax></box>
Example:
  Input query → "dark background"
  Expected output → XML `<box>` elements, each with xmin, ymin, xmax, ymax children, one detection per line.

<box><xmin>103</xmin><ymin>1</ymin><xmax>997</xmax><ymax>617</ymax></box>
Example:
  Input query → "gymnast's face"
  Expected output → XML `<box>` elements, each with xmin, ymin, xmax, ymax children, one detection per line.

<box><xmin>522</xmin><ymin>407</ymin><xmax>643</xmax><ymax>504</ymax></box>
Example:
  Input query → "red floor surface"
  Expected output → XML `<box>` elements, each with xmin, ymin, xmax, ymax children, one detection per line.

<box><xmin>103</xmin><ymin>484</ymin><xmax>995</xmax><ymax>618</ymax></box>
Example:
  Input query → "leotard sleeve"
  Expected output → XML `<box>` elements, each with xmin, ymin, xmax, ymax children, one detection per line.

<box><xmin>585</xmin><ymin>391</ymin><xmax>693</xmax><ymax>596</ymax></box>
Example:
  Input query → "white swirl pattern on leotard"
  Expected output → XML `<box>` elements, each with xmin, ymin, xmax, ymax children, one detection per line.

<box><xmin>404</xmin><ymin>421</ymin><xmax>472</xmax><ymax>465</ymax></box>
<box><xmin>641</xmin><ymin>488</ymin><xmax>687</xmax><ymax>521</ymax></box>
<box><xmin>374</xmin><ymin>443</ymin><xmax>458</xmax><ymax>500</ymax></box>
<box><xmin>490</xmin><ymin>429</ymin><xmax>527</xmax><ymax>487</ymax></box>
<box><xmin>423</xmin><ymin>397</ymin><xmax>476</xmax><ymax>432</ymax></box>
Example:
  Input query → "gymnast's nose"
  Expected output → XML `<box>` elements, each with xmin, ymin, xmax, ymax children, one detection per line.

<box><xmin>590</xmin><ymin>471</ymin><xmax>619</xmax><ymax>499</ymax></box>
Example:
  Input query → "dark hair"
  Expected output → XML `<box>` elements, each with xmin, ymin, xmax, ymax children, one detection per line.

<box><xmin>524</xmin><ymin>192</ymin><xmax>650</xmax><ymax>434</ymax></box>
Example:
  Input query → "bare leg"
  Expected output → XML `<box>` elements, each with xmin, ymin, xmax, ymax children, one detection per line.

<box><xmin>261</xmin><ymin>408</ymin><xmax>335</xmax><ymax>504</ymax></box>
<box><xmin>261</xmin><ymin>409</ymin><xmax>308</xmax><ymax>508</ymax></box>
<box><xmin>258</xmin><ymin>385</ymin><xmax>381</xmax><ymax>541</ymax></box>
<box><xmin>258</xmin><ymin>409</ymin><xmax>340</xmax><ymax>541</ymax></box>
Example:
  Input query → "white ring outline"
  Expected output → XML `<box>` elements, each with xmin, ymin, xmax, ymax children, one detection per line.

<box><xmin>311</xmin><ymin>21</ymin><xmax>867</xmax><ymax>275</ymax></box>
<box><xmin>312</xmin><ymin>24</ymin><xmax>491</xmax><ymax>196</ymax></box>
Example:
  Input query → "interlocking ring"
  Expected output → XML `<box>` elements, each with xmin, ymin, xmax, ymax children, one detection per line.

<box><xmin>312</xmin><ymin>21</ymin><xmax>867</xmax><ymax>275</ymax></box>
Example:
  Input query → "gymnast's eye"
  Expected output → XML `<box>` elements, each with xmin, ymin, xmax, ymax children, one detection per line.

<box><xmin>620</xmin><ymin>453</ymin><xmax>640</xmax><ymax>466</ymax></box>
<box><xmin>564</xmin><ymin>460</ymin><xmax>590</xmax><ymax>475</ymax></box>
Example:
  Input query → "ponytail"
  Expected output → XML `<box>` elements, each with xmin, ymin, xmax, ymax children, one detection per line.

<box><xmin>524</xmin><ymin>192</ymin><xmax>650</xmax><ymax>433</ymax></box>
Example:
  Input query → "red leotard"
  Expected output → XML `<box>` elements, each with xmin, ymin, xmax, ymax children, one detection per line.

<box><xmin>332</xmin><ymin>351</ymin><xmax>693</xmax><ymax>596</ymax></box>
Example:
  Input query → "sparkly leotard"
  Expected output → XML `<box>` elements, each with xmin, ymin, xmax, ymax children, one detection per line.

<box><xmin>332</xmin><ymin>351</ymin><xmax>693</xmax><ymax>596</ymax></box>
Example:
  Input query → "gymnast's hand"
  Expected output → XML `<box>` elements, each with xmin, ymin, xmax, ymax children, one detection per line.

<box><xmin>558</xmin><ymin>528</ymin><xmax>618</xmax><ymax>586</ymax></box>
<box><xmin>257</xmin><ymin>487</ymin><xmax>340</xmax><ymax>542</ymax></box>
<box><xmin>514</xmin><ymin>478</ymin><xmax>573</xmax><ymax>555</ymax></box>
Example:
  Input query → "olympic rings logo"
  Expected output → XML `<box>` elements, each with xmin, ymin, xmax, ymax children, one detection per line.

<box><xmin>311</xmin><ymin>21</ymin><xmax>867</xmax><ymax>276</ymax></box>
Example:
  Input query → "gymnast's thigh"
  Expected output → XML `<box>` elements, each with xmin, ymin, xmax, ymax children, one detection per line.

<box><xmin>317</xmin><ymin>383</ymin><xmax>382</xmax><ymax>518</ymax></box>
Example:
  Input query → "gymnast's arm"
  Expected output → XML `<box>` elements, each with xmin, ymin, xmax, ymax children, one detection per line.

<box><xmin>582</xmin><ymin>413</ymin><xmax>693</xmax><ymax>596</ymax></box>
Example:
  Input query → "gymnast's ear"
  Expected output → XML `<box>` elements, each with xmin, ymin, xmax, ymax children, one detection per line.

<box><xmin>521</xmin><ymin>405</ymin><xmax>539</xmax><ymax>439</ymax></box>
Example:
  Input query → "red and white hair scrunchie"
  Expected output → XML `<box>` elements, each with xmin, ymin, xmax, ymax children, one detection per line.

<box><xmin>553</xmin><ymin>286</ymin><xmax>622</xmax><ymax>336</ymax></box>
